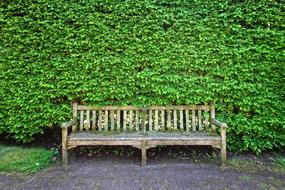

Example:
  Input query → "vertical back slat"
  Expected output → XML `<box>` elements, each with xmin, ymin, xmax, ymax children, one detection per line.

<box><xmin>116</xmin><ymin>110</ymin><xmax>120</xmax><ymax>131</ymax></box>
<box><xmin>92</xmin><ymin>111</ymin><xmax>96</xmax><ymax>131</ymax></box>
<box><xmin>198</xmin><ymin>109</ymin><xmax>202</xmax><ymax>131</ymax></box>
<box><xmin>110</xmin><ymin>110</ymin><xmax>115</xmax><ymax>131</ymax></box>
<box><xmin>129</xmin><ymin>110</ymin><xmax>133</xmax><ymax>131</ymax></box>
<box><xmin>154</xmin><ymin>110</ymin><xmax>159</xmax><ymax>131</ymax></box>
<box><xmin>185</xmin><ymin>110</ymin><xmax>189</xmax><ymax>132</ymax></box>
<box><xmin>142</xmin><ymin>110</ymin><xmax>147</xmax><ymax>133</ymax></box>
<box><xmin>205</xmin><ymin>111</ymin><xmax>209</xmax><ymax>131</ymax></box>
<box><xmin>161</xmin><ymin>110</ymin><xmax>165</xmax><ymax>131</ymax></box>
<box><xmin>80</xmin><ymin>110</ymin><xmax>84</xmax><ymax>131</ymax></box>
<box><xmin>135</xmin><ymin>110</ymin><xmax>139</xmax><ymax>132</ymax></box>
<box><xmin>104</xmin><ymin>110</ymin><xmax>109</xmax><ymax>131</ymax></box>
<box><xmin>123</xmin><ymin>110</ymin><xmax>127</xmax><ymax>131</ymax></box>
<box><xmin>167</xmin><ymin>110</ymin><xmax>171</xmax><ymax>130</ymax></box>
<box><xmin>192</xmin><ymin>109</ymin><xmax>196</xmax><ymax>131</ymax></box>
<box><xmin>72</xmin><ymin>103</ymin><xmax>78</xmax><ymax>132</ymax></box>
<box><xmin>179</xmin><ymin>110</ymin><xmax>183</xmax><ymax>131</ymax></box>
<box><xmin>149</xmin><ymin>110</ymin><xmax>152</xmax><ymax>131</ymax></box>
<box><xmin>86</xmin><ymin>110</ymin><xmax>90</xmax><ymax>131</ymax></box>
<box><xmin>173</xmin><ymin>110</ymin><xmax>177</xmax><ymax>130</ymax></box>
<box><xmin>210</xmin><ymin>103</ymin><xmax>216</xmax><ymax>132</ymax></box>
<box><xmin>98</xmin><ymin>110</ymin><xmax>102</xmax><ymax>131</ymax></box>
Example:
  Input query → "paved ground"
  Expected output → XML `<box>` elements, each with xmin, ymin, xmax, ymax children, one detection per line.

<box><xmin>1</xmin><ymin>148</ymin><xmax>284</xmax><ymax>190</ymax></box>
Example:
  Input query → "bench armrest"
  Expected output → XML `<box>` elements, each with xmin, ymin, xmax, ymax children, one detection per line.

<box><xmin>61</xmin><ymin>120</ymin><xmax>77</xmax><ymax>129</ymax></box>
<box><xmin>211</xmin><ymin>119</ymin><xmax>227</xmax><ymax>129</ymax></box>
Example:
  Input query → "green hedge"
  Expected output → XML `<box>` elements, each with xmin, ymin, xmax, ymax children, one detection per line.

<box><xmin>0</xmin><ymin>0</ymin><xmax>284</xmax><ymax>153</ymax></box>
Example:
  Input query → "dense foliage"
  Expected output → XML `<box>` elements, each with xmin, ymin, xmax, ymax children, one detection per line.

<box><xmin>0</xmin><ymin>0</ymin><xmax>284</xmax><ymax>153</ymax></box>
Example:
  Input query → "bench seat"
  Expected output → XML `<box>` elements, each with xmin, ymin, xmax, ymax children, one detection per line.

<box><xmin>68</xmin><ymin>131</ymin><xmax>220</xmax><ymax>141</ymax></box>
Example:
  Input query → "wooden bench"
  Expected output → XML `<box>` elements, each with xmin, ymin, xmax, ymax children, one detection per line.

<box><xmin>61</xmin><ymin>103</ymin><xmax>227</xmax><ymax>166</ymax></box>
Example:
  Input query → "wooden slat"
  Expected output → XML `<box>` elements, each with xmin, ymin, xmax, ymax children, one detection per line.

<box><xmin>72</xmin><ymin>103</ymin><xmax>78</xmax><ymax>132</ymax></box>
<box><xmin>205</xmin><ymin>113</ymin><xmax>209</xmax><ymax>131</ymax></box>
<box><xmin>116</xmin><ymin>110</ymin><xmax>120</xmax><ymax>131</ymax></box>
<box><xmin>104</xmin><ymin>110</ymin><xmax>109</xmax><ymax>131</ymax></box>
<box><xmin>179</xmin><ymin>110</ymin><xmax>183</xmax><ymax>131</ymax></box>
<box><xmin>167</xmin><ymin>110</ymin><xmax>171</xmax><ymax>130</ymax></box>
<box><xmin>173</xmin><ymin>110</ymin><xmax>177</xmax><ymax>130</ymax></box>
<box><xmin>98</xmin><ymin>111</ymin><xmax>102</xmax><ymax>131</ymax></box>
<box><xmin>135</xmin><ymin>110</ymin><xmax>139</xmax><ymax>132</ymax></box>
<box><xmin>154</xmin><ymin>110</ymin><xmax>159</xmax><ymax>131</ymax></box>
<box><xmin>110</xmin><ymin>110</ymin><xmax>115</xmax><ymax>131</ymax></box>
<box><xmin>142</xmin><ymin>110</ymin><xmax>146</xmax><ymax>133</ymax></box>
<box><xmin>198</xmin><ymin>109</ymin><xmax>202</xmax><ymax>131</ymax></box>
<box><xmin>210</xmin><ymin>103</ymin><xmax>216</xmax><ymax>132</ymax></box>
<box><xmin>149</xmin><ymin>110</ymin><xmax>152</xmax><ymax>131</ymax></box>
<box><xmin>129</xmin><ymin>110</ymin><xmax>133</xmax><ymax>131</ymax></box>
<box><xmin>185</xmin><ymin>110</ymin><xmax>189</xmax><ymax>132</ymax></box>
<box><xmin>123</xmin><ymin>110</ymin><xmax>127</xmax><ymax>131</ymax></box>
<box><xmin>192</xmin><ymin>109</ymin><xmax>196</xmax><ymax>131</ymax></box>
<box><xmin>86</xmin><ymin>110</ymin><xmax>90</xmax><ymax>131</ymax></box>
<box><xmin>161</xmin><ymin>110</ymin><xmax>165</xmax><ymax>131</ymax></box>
<box><xmin>80</xmin><ymin>110</ymin><xmax>84</xmax><ymax>131</ymax></box>
<box><xmin>92</xmin><ymin>110</ymin><xmax>96</xmax><ymax>131</ymax></box>
<box><xmin>77</xmin><ymin>105</ymin><xmax>211</xmax><ymax>111</ymax></box>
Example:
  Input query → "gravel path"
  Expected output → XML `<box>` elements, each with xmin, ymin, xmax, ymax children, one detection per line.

<box><xmin>1</xmin><ymin>153</ymin><xmax>284</xmax><ymax>190</ymax></box>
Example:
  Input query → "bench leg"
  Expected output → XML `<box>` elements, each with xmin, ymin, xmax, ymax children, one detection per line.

<box><xmin>62</xmin><ymin>148</ymin><xmax>68</xmax><ymax>166</ymax></box>
<box><xmin>221</xmin><ymin>129</ymin><xmax>227</xmax><ymax>167</ymax></box>
<box><xmin>62</xmin><ymin>127</ymin><xmax>68</xmax><ymax>166</ymax></box>
<box><xmin>141</xmin><ymin>140</ymin><xmax>147</xmax><ymax>166</ymax></box>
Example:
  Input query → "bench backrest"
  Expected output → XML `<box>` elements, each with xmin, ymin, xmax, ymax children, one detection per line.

<box><xmin>71</xmin><ymin>103</ymin><xmax>216</xmax><ymax>133</ymax></box>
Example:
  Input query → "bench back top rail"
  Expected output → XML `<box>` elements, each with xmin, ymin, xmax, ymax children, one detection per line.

<box><xmin>71</xmin><ymin>103</ymin><xmax>216</xmax><ymax>133</ymax></box>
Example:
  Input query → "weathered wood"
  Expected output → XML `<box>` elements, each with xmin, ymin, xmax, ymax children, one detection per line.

<box><xmin>78</xmin><ymin>105</ymin><xmax>211</xmax><ymax>111</ymax></box>
<box><xmin>117</xmin><ymin>110</ymin><xmax>120</xmax><ymax>131</ymax></box>
<box><xmin>185</xmin><ymin>110</ymin><xmax>189</xmax><ymax>132</ymax></box>
<box><xmin>179</xmin><ymin>110</ymin><xmax>183</xmax><ymax>131</ymax></box>
<box><xmin>104</xmin><ymin>110</ymin><xmax>109</xmax><ymax>132</ymax></box>
<box><xmin>142</xmin><ymin>110</ymin><xmax>147</xmax><ymax>133</ymax></box>
<box><xmin>149</xmin><ymin>110</ymin><xmax>152</xmax><ymax>131</ymax></box>
<box><xmin>161</xmin><ymin>110</ymin><xmax>165</xmax><ymax>131</ymax></box>
<box><xmin>173</xmin><ymin>110</ymin><xmax>177</xmax><ymax>130</ymax></box>
<box><xmin>211</xmin><ymin>119</ymin><xmax>227</xmax><ymax>129</ymax></box>
<box><xmin>110</xmin><ymin>110</ymin><xmax>115</xmax><ymax>131</ymax></box>
<box><xmin>123</xmin><ymin>110</ymin><xmax>127</xmax><ymax>132</ymax></box>
<box><xmin>63</xmin><ymin>103</ymin><xmax>226</xmax><ymax>166</ymax></box>
<box><xmin>204</xmin><ymin>114</ymin><xmax>209</xmax><ymax>131</ymax></box>
<box><xmin>167</xmin><ymin>110</ymin><xmax>171</xmax><ymax>130</ymax></box>
<box><xmin>62</xmin><ymin>127</ymin><xmax>68</xmax><ymax>166</ymax></box>
<box><xmin>147</xmin><ymin>140</ymin><xmax>220</xmax><ymax>147</ymax></box>
<box><xmin>129</xmin><ymin>110</ymin><xmax>133</xmax><ymax>131</ymax></box>
<box><xmin>92</xmin><ymin>111</ymin><xmax>96</xmax><ymax>131</ymax></box>
<box><xmin>221</xmin><ymin>127</ymin><xmax>227</xmax><ymax>166</ymax></box>
<box><xmin>135</xmin><ymin>110</ymin><xmax>139</xmax><ymax>132</ymax></box>
<box><xmin>80</xmin><ymin>110</ymin><xmax>84</xmax><ymax>131</ymax></box>
<box><xmin>141</xmin><ymin>140</ymin><xmax>147</xmax><ymax>166</ymax></box>
<box><xmin>68</xmin><ymin>131</ymin><xmax>220</xmax><ymax>141</ymax></box>
<box><xmin>198</xmin><ymin>109</ymin><xmax>202</xmax><ymax>131</ymax></box>
<box><xmin>98</xmin><ymin>111</ymin><xmax>102</xmax><ymax>131</ymax></box>
<box><xmin>210</xmin><ymin>103</ymin><xmax>216</xmax><ymax>132</ymax></box>
<box><xmin>192</xmin><ymin>109</ymin><xmax>196</xmax><ymax>131</ymax></box>
<box><xmin>61</xmin><ymin>120</ymin><xmax>77</xmax><ymax>129</ymax></box>
<box><xmin>86</xmin><ymin>110</ymin><xmax>90</xmax><ymax>131</ymax></box>
<box><xmin>68</xmin><ymin>140</ymin><xmax>141</xmax><ymax>147</ymax></box>
<box><xmin>72</xmin><ymin>103</ymin><xmax>78</xmax><ymax>131</ymax></box>
<box><xmin>154</xmin><ymin>110</ymin><xmax>159</xmax><ymax>131</ymax></box>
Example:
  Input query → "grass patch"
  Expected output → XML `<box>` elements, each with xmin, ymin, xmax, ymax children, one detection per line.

<box><xmin>0</xmin><ymin>145</ymin><xmax>56</xmax><ymax>174</ymax></box>
<box><xmin>227</xmin><ymin>154</ymin><xmax>285</xmax><ymax>175</ymax></box>
<box><xmin>274</xmin><ymin>157</ymin><xmax>285</xmax><ymax>168</ymax></box>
